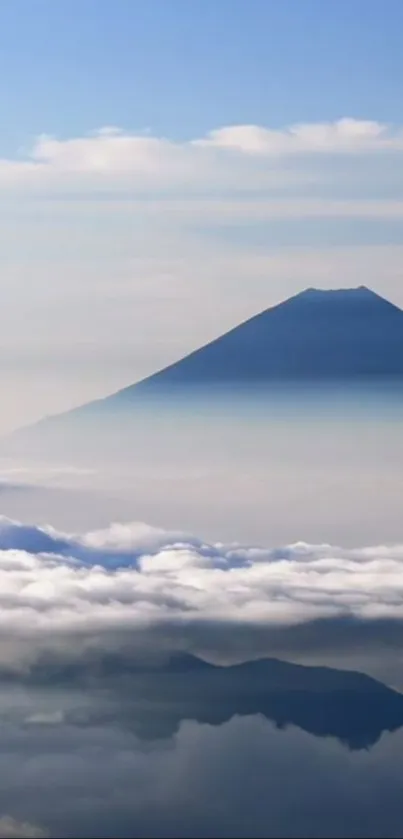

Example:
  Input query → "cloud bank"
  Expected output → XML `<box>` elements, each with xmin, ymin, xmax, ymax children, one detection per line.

<box><xmin>0</xmin><ymin>515</ymin><xmax>402</xmax><ymax>672</ymax></box>
<box><xmin>0</xmin><ymin>516</ymin><xmax>402</xmax><ymax>836</ymax></box>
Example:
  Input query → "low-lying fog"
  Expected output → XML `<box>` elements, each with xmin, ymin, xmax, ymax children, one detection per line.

<box><xmin>1</xmin><ymin>384</ymin><xmax>403</xmax><ymax>547</ymax></box>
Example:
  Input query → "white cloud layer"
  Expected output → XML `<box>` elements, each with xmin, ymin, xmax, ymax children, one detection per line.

<box><xmin>0</xmin><ymin>515</ymin><xmax>402</xmax><ymax>670</ymax></box>
<box><xmin>2</xmin><ymin>118</ymin><xmax>403</xmax><ymax>193</ymax></box>
<box><xmin>198</xmin><ymin>118</ymin><xmax>403</xmax><ymax>154</ymax></box>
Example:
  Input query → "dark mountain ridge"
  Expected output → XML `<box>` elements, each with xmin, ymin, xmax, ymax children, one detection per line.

<box><xmin>17</xmin><ymin>652</ymin><xmax>403</xmax><ymax>750</ymax></box>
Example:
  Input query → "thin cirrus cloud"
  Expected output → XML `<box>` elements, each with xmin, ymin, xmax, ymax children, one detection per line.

<box><xmin>0</xmin><ymin>514</ymin><xmax>403</xmax><ymax>673</ymax></box>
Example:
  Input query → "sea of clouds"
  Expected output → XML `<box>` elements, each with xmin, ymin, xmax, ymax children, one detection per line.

<box><xmin>0</xmin><ymin>514</ymin><xmax>402</xmax><ymax>675</ymax></box>
<box><xmin>0</xmin><ymin>512</ymin><xmax>403</xmax><ymax>838</ymax></box>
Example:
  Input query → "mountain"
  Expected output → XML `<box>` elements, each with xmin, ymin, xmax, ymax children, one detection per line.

<box><xmin>6</xmin><ymin>285</ymin><xmax>403</xmax><ymax>445</ymax></box>
<box><xmin>106</xmin><ymin>285</ymin><xmax>403</xmax><ymax>404</ymax></box>
<box><xmin>17</xmin><ymin>652</ymin><xmax>403</xmax><ymax>750</ymax></box>
<box><xmin>69</xmin><ymin>285</ymin><xmax>403</xmax><ymax>410</ymax></box>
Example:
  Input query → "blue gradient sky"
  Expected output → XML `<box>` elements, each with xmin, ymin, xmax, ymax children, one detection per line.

<box><xmin>0</xmin><ymin>0</ymin><xmax>402</xmax><ymax>431</ymax></box>
<box><xmin>1</xmin><ymin>0</ymin><xmax>403</xmax><ymax>147</ymax></box>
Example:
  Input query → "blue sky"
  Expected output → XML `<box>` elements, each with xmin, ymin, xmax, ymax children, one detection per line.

<box><xmin>1</xmin><ymin>0</ymin><xmax>403</xmax><ymax>150</ymax></box>
<box><xmin>1</xmin><ymin>0</ymin><xmax>403</xmax><ymax>431</ymax></box>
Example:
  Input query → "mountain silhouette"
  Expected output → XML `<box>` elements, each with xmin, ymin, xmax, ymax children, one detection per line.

<box><xmin>99</xmin><ymin>285</ymin><xmax>403</xmax><ymax>407</ymax></box>
<box><xmin>103</xmin><ymin>653</ymin><xmax>403</xmax><ymax>750</ymax></box>
<box><xmin>20</xmin><ymin>652</ymin><xmax>403</xmax><ymax>751</ymax></box>
<box><xmin>56</xmin><ymin>286</ymin><xmax>403</xmax><ymax>412</ymax></box>
<box><xmin>5</xmin><ymin>285</ymin><xmax>403</xmax><ymax>446</ymax></box>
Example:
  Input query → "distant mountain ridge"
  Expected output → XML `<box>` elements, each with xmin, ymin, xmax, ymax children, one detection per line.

<box><xmin>16</xmin><ymin>652</ymin><xmax>403</xmax><ymax>750</ymax></box>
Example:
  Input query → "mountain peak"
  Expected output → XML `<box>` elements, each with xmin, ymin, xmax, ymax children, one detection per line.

<box><xmin>304</xmin><ymin>285</ymin><xmax>371</xmax><ymax>295</ymax></box>
<box><xmin>294</xmin><ymin>285</ymin><xmax>384</xmax><ymax>302</ymax></box>
<box><xmin>279</xmin><ymin>285</ymin><xmax>398</xmax><ymax>314</ymax></box>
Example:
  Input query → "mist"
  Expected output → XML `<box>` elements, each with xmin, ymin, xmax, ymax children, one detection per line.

<box><xmin>2</xmin><ymin>383</ymin><xmax>403</xmax><ymax>547</ymax></box>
